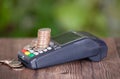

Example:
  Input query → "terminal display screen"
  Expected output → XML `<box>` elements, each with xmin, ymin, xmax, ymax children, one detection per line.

<box><xmin>53</xmin><ymin>32</ymin><xmax>81</xmax><ymax>45</ymax></box>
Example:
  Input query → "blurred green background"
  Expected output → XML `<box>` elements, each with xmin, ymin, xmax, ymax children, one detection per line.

<box><xmin>0</xmin><ymin>0</ymin><xmax>120</xmax><ymax>37</ymax></box>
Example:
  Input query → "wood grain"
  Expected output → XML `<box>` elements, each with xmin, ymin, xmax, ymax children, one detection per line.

<box><xmin>0</xmin><ymin>38</ymin><xmax>120</xmax><ymax>79</ymax></box>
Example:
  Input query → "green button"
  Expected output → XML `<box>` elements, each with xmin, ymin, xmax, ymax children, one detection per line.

<box><xmin>29</xmin><ymin>53</ymin><xmax>35</xmax><ymax>57</ymax></box>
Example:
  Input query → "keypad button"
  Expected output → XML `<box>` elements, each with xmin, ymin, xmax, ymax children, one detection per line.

<box><xmin>47</xmin><ymin>47</ymin><xmax>52</xmax><ymax>50</ymax></box>
<box><xmin>43</xmin><ymin>49</ymin><xmax>47</xmax><ymax>52</ymax></box>
<box><xmin>29</xmin><ymin>53</ymin><xmax>35</xmax><ymax>57</ymax></box>
<box><xmin>39</xmin><ymin>51</ymin><xmax>43</xmax><ymax>54</ymax></box>
<box><xmin>22</xmin><ymin>49</ymin><xmax>27</xmax><ymax>53</ymax></box>
<box><xmin>29</xmin><ymin>50</ymin><xmax>34</xmax><ymax>53</ymax></box>
<box><xmin>33</xmin><ymin>52</ymin><xmax>39</xmax><ymax>55</ymax></box>
<box><xmin>25</xmin><ymin>51</ymin><xmax>30</xmax><ymax>55</ymax></box>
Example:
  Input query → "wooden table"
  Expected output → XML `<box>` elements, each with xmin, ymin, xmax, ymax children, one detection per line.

<box><xmin>0</xmin><ymin>38</ymin><xmax>120</xmax><ymax>79</ymax></box>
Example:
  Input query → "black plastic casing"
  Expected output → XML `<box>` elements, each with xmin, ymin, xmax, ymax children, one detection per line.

<box><xmin>18</xmin><ymin>31</ymin><xmax>108</xmax><ymax>69</ymax></box>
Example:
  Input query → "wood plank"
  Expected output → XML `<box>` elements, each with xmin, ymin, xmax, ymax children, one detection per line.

<box><xmin>0</xmin><ymin>38</ymin><xmax>120</xmax><ymax>79</ymax></box>
<box><xmin>0</xmin><ymin>38</ymin><xmax>34</xmax><ymax>79</ymax></box>
<box><xmin>115</xmin><ymin>38</ymin><xmax>120</xmax><ymax>57</ymax></box>
<box><xmin>92</xmin><ymin>38</ymin><xmax>120</xmax><ymax>79</ymax></box>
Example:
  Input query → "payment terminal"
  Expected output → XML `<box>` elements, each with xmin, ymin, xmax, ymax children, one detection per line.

<box><xmin>18</xmin><ymin>31</ymin><xmax>108</xmax><ymax>69</ymax></box>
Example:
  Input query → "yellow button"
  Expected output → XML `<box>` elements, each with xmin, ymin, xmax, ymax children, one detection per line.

<box><xmin>25</xmin><ymin>51</ymin><xmax>30</xmax><ymax>55</ymax></box>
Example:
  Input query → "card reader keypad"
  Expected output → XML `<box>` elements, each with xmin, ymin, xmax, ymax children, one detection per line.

<box><xmin>22</xmin><ymin>49</ymin><xmax>35</xmax><ymax>58</ymax></box>
<box><xmin>21</xmin><ymin>47</ymin><xmax>52</xmax><ymax>58</ymax></box>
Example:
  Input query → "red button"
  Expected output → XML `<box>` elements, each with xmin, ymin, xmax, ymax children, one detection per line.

<box><xmin>22</xmin><ymin>49</ymin><xmax>27</xmax><ymax>53</ymax></box>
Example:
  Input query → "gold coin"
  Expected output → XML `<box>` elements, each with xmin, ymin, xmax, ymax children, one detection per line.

<box><xmin>12</xmin><ymin>67</ymin><xmax>24</xmax><ymax>71</ymax></box>
<box><xmin>9</xmin><ymin>60</ymin><xmax>23</xmax><ymax>68</ymax></box>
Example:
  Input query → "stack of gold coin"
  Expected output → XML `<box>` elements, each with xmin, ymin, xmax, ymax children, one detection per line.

<box><xmin>35</xmin><ymin>28</ymin><xmax>51</xmax><ymax>50</ymax></box>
